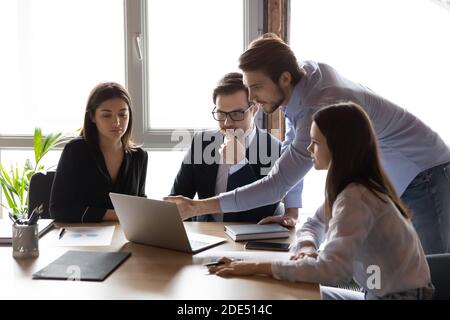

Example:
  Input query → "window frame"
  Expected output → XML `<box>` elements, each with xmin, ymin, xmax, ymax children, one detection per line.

<box><xmin>0</xmin><ymin>0</ymin><xmax>264</xmax><ymax>215</ymax></box>
<box><xmin>0</xmin><ymin>0</ymin><xmax>262</xmax><ymax>153</ymax></box>
<box><xmin>126</xmin><ymin>0</ymin><xmax>264</xmax><ymax>151</ymax></box>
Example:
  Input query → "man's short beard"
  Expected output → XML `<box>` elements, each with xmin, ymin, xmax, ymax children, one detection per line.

<box><xmin>264</xmin><ymin>96</ymin><xmax>285</xmax><ymax>114</ymax></box>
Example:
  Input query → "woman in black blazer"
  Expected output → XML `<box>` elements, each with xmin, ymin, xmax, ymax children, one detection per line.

<box><xmin>50</xmin><ymin>82</ymin><xmax>148</xmax><ymax>223</ymax></box>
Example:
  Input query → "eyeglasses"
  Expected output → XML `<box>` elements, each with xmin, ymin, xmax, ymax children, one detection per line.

<box><xmin>212</xmin><ymin>104</ymin><xmax>254</xmax><ymax>121</ymax></box>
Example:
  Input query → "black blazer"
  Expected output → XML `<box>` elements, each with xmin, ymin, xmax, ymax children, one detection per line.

<box><xmin>50</xmin><ymin>137</ymin><xmax>148</xmax><ymax>223</ymax></box>
<box><xmin>170</xmin><ymin>128</ymin><xmax>281</xmax><ymax>222</ymax></box>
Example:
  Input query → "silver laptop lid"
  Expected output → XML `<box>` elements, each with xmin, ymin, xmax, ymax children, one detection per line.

<box><xmin>109</xmin><ymin>193</ymin><xmax>193</xmax><ymax>252</ymax></box>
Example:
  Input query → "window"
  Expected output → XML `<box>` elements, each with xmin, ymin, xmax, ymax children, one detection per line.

<box><xmin>145</xmin><ymin>151</ymin><xmax>185</xmax><ymax>199</ymax></box>
<box><xmin>0</xmin><ymin>0</ymin><xmax>263</xmax><ymax>216</ymax></box>
<box><xmin>0</xmin><ymin>0</ymin><xmax>124</xmax><ymax>216</ymax></box>
<box><xmin>127</xmin><ymin>0</ymin><xmax>262</xmax><ymax>149</ymax></box>
<box><xmin>290</xmin><ymin>0</ymin><xmax>450</xmax><ymax>213</ymax></box>
<box><xmin>0</xmin><ymin>150</ymin><xmax>61</xmax><ymax>173</ymax></box>
<box><xmin>0</xmin><ymin>150</ymin><xmax>62</xmax><ymax>214</ymax></box>
<box><xmin>146</xmin><ymin>0</ymin><xmax>244</xmax><ymax>130</ymax></box>
<box><xmin>0</xmin><ymin>0</ymin><xmax>124</xmax><ymax>135</ymax></box>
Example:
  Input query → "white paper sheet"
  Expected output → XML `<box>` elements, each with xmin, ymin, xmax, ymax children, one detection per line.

<box><xmin>54</xmin><ymin>226</ymin><xmax>115</xmax><ymax>246</ymax></box>
<box><xmin>193</xmin><ymin>250</ymin><xmax>292</xmax><ymax>265</ymax></box>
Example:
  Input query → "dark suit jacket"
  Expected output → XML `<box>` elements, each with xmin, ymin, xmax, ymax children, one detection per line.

<box><xmin>170</xmin><ymin>128</ymin><xmax>281</xmax><ymax>222</ymax></box>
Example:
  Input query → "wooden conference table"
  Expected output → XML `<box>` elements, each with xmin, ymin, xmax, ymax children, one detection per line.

<box><xmin>0</xmin><ymin>222</ymin><xmax>320</xmax><ymax>300</ymax></box>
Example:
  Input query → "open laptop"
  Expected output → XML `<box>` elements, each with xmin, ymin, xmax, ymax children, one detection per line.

<box><xmin>109</xmin><ymin>193</ymin><xmax>226</xmax><ymax>253</ymax></box>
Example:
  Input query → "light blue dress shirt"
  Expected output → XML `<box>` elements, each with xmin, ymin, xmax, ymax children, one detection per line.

<box><xmin>219</xmin><ymin>60</ymin><xmax>450</xmax><ymax>213</ymax></box>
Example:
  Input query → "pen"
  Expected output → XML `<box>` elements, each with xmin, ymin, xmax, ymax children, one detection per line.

<box><xmin>28</xmin><ymin>204</ymin><xmax>43</xmax><ymax>225</ymax></box>
<box><xmin>203</xmin><ymin>261</ymin><xmax>225</xmax><ymax>267</ymax></box>
<box><xmin>58</xmin><ymin>228</ymin><xmax>66</xmax><ymax>239</ymax></box>
<box><xmin>8</xmin><ymin>212</ymin><xmax>17</xmax><ymax>225</ymax></box>
<box><xmin>203</xmin><ymin>259</ymin><xmax>242</xmax><ymax>267</ymax></box>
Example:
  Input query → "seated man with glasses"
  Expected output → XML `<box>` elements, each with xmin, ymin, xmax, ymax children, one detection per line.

<box><xmin>169</xmin><ymin>72</ymin><xmax>299</xmax><ymax>226</ymax></box>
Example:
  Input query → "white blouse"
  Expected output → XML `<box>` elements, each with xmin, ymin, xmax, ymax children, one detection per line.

<box><xmin>272</xmin><ymin>183</ymin><xmax>430</xmax><ymax>297</ymax></box>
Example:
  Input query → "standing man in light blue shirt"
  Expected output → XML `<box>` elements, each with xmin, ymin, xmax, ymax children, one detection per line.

<box><xmin>165</xmin><ymin>33</ymin><xmax>450</xmax><ymax>254</ymax></box>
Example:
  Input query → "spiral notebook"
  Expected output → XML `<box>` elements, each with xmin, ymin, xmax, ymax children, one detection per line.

<box><xmin>32</xmin><ymin>250</ymin><xmax>131</xmax><ymax>281</ymax></box>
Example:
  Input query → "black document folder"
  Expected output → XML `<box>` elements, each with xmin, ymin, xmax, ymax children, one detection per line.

<box><xmin>32</xmin><ymin>250</ymin><xmax>131</xmax><ymax>281</ymax></box>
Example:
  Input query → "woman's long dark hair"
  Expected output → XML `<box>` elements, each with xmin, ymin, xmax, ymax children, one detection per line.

<box><xmin>81</xmin><ymin>82</ymin><xmax>136</xmax><ymax>152</ymax></box>
<box><xmin>313</xmin><ymin>102</ymin><xmax>410</xmax><ymax>223</ymax></box>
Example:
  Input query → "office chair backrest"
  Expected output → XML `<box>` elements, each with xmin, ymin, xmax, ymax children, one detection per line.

<box><xmin>426</xmin><ymin>253</ymin><xmax>450</xmax><ymax>300</ymax></box>
<box><xmin>28</xmin><ymin>171</ymin><xmax>56</xmax><ymax>219</ymax></box>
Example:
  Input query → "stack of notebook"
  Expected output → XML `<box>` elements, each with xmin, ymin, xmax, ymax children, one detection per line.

<box><xmin>224</xmin><ymin>223</ymin><xmax>289</xmax><ymax>241</ymax></box>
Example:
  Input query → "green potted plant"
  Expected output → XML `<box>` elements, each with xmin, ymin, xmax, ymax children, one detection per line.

<box><xmin>0</xmin><ymin>128</ymin><xmax>68</xmax><ymax>218</ymax></box>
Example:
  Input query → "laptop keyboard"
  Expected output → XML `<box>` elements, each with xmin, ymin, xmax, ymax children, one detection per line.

<box><xmin>189</xmin><ymin>239</ymin><xmax>209</xmax><ymax>249</ymax></box>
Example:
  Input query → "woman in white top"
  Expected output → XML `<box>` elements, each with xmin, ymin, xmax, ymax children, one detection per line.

<box><xmin>208</xmin><ymin>102</ymin><xmax>433</xmax><ymax>300</ymax></box>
